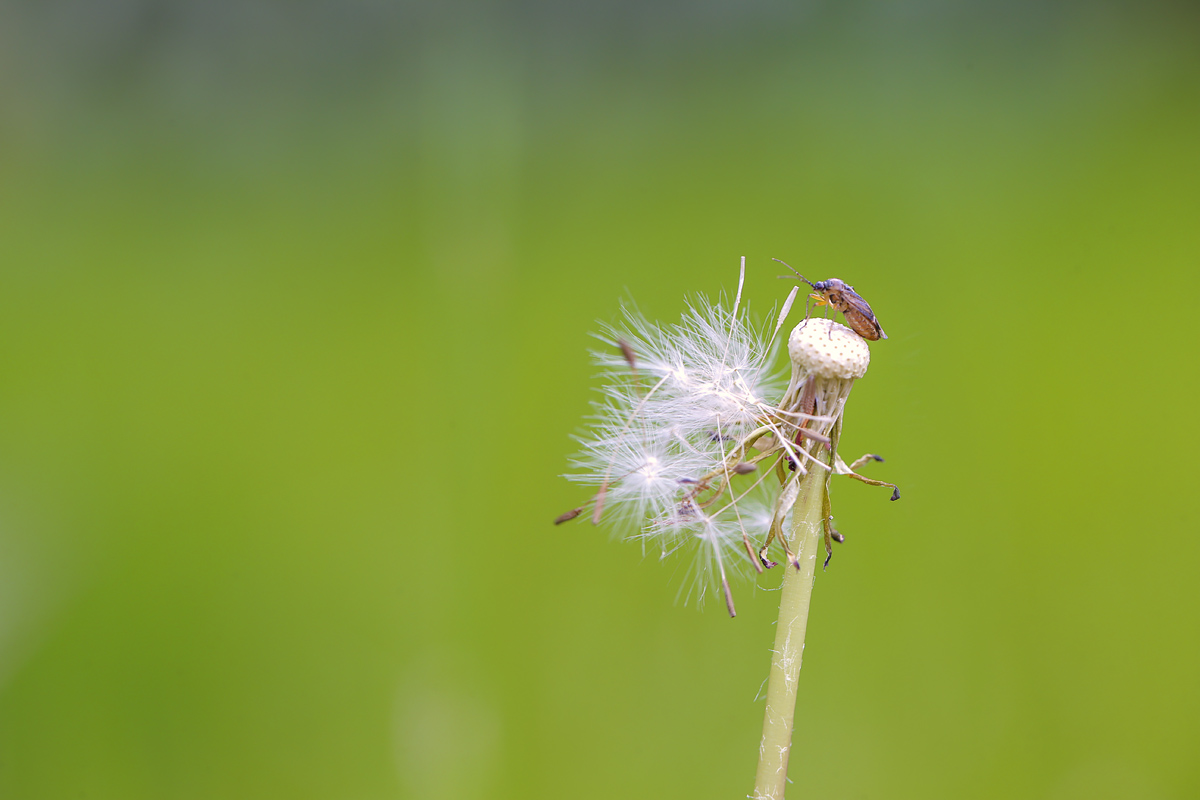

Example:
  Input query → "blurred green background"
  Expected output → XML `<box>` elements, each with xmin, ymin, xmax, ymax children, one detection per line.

<box><xmin>1</xmin><ymin>1</ymin><xmax>1198</xmax><ymax>798</ymax></box>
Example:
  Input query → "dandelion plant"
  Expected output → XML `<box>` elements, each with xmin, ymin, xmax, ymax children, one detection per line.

<box><xmin>556</xmin><ymin>258</ymin><xmax>898</xmax><ymax>798</ymax></box>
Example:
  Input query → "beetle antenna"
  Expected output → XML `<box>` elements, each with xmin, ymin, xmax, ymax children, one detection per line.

<box><xmin>772</xmin><ymin>258</ymin><xmax>815</xmax><ymax>288</ymax></box>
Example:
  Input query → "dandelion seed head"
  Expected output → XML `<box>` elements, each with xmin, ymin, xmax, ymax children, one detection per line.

<box><xmin>788</xmin><ymin>318</ymin><xmax>870</xmax><ymax>380</ymax></box>
<box><xmin>560</xmin><ymin>265</ymin><xmax>890</xmax><ymax>613</ymax></box>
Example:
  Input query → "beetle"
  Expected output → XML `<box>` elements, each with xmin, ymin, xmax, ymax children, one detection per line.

<box><xmin>773</xmin><ymin>259</ymin><xmax>888</xmax><ymax>341</ymax></box>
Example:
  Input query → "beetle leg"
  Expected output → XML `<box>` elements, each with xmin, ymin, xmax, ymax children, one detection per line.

<box><xmin>796</xmin><ymin>294</ymin><xmax>815</xmax><ymax>333</ymax></box>
<box><xmin>806</xmin><ymin>295</ymin><xmax>836</xmax><ymax>337</ymax></box>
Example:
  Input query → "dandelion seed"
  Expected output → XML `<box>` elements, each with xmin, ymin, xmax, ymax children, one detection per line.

<box><xmin>617</xmin><ymin>338</ymin><xmax>638</xmax><ymax>373</ymax></box>
<box><xmin>553</xmin><ymin>508</ymin><xmax>583</xmax><ymax>525</ymax></box>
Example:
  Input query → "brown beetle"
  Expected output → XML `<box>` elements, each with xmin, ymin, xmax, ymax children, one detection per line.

<box><xmin>773</xmin><ymin>259</ymin><xmax>887</xmax><ymax>341</ymax></box>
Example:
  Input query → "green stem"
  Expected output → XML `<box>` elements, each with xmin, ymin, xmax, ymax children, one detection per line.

<box><xmin>752</xmin><ymin>462</ymin><xmax>827</xmax><ymax>799</ymax></box>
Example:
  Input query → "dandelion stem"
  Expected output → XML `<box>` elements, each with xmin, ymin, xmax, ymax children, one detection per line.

<box><xmin>752</xmin><ymin>451</ymin><xmax>828</xmax><ymax>799</ymax></box>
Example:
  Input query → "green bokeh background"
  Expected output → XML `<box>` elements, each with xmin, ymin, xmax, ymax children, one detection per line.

<box><xmin>1</xmin><ymin>2</ymin><xmax>1198</xmax><ymax>798</ymax></box>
